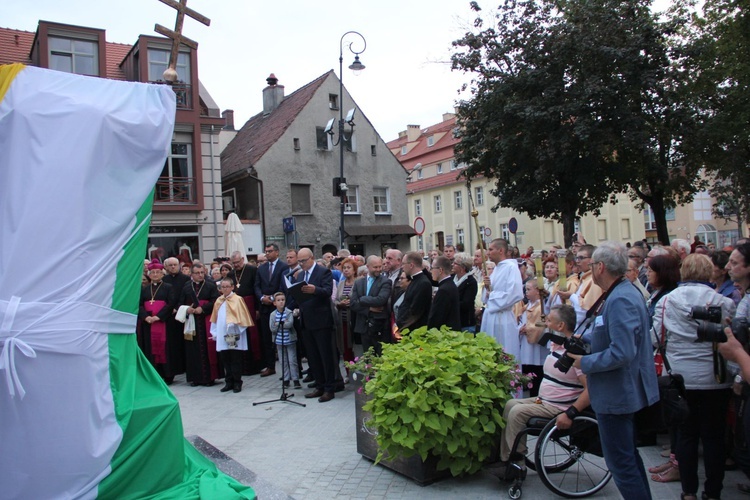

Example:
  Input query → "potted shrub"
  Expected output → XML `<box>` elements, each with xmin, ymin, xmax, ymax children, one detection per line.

<box><xmin>351</xmin><ymin>326</ymin><xmax>528</xmax><ymax>484</ymax></box>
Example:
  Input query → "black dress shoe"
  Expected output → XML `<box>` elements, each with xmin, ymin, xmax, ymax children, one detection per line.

<box><xmin>334</xmin><ymin>384</ymin><xmax>345</xmax><ymax>393</ymax></box>
<box><xmin>318</xmin><ymin>392</ymin><xmax>335</xmax><ymax>403</ymax></box>
<box><xmin>233</xmin><ymin>385</ymin><xmax>242</xmax><ymax>393</ymax></box>
<box><xmin>189</xmin><ymin>381</ymin><xmax>200</xmax><ymax>387</ymax></box>
<box><xmin>308</xmin><ymin>382</ymin><xmax>318</xmax><ymax>388</ymax></box>
<box><xmin>305</xmin><ymin>389</ymin><xmax>324</xmax><ymax>399</ymax></box>
<box><xmin>220</xmin><ymin>384</ymin><xmax>233</xmax><ymax>392</ymax></box>
<box><xmin>283</xmin><ymin>381</ymin><xmax>290</xmax><ymax>388</ymax></box>
<box><xmin>302</xmin><ymin>374</ymin><xmax>314</xmax><ymax>383</ymax></box>
<box><xmin>204</xmin><ymin>381</ymin><xmax>216</xmax><ymax>387</ymax></box>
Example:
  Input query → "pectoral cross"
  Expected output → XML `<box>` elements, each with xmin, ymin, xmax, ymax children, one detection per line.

<box><xmin>154</xmin><ymin>0</ymin><xmax>210</xmax><ymax>82</ymax></box>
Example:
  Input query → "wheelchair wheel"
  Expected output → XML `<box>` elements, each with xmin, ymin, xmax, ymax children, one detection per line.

<box><xmin>534</xmin><ymin>415</ymin><xmax>612</xmax><ymax>498</ymax></box>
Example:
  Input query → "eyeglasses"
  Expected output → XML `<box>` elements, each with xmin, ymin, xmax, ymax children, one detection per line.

<box><xmin>298</xmin><ymin>257</ymin><xmax>310</xmax><ymax>264</ymax></box>
<box><xmin>574</xmin><ymin>255</ymin><xmax>589</xmax><ymax>261</ymax></box>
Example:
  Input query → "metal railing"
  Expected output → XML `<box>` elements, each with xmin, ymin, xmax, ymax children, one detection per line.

<box><xmin>155</xmin><ymin>176</ymin><xmax>196</xmax><ymax>204</ymax></box>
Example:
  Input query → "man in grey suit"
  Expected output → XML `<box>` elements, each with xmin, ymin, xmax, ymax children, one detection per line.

<box><xmin>567</xmin><ymin>241</ymin><xmax>659</xmax><ymax>500</ymax></box>
<box><xmin>350</xmin><ymin>256</ymin><xmax>392</xmax><ymax>356</ymax></box>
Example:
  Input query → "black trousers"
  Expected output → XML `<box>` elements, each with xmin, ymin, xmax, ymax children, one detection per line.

<box><xmin>220</xmin><ymin>349</ymin><xmax>243</xmax><ymax>387</ymax></box>
<box><xmin>303</xmin><ymin>327</ymin><xmax>336</xmax><ymax>393</ymax></box>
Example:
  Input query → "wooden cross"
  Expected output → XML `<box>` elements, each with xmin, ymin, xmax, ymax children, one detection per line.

<box><xmin>154</xmin><ymin>0</ymin><xmax>210</xmax><ymax>82</ymax></box>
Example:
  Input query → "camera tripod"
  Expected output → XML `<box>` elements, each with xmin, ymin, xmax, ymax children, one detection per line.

<box><xmin>254</xmin><ymin>314</ymin><xmax>305</xmax><ymax>408</ymax></box>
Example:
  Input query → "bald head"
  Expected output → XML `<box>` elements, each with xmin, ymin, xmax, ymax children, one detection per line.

<box><xmin>298</xmin><ymin>248</ymin><xmax>314</xmax><ymax>270</ymax></box>
<box><xmin>366</xmin><ymin>255</ymin><xmax>383</xmax><ymax>277</ymax></box>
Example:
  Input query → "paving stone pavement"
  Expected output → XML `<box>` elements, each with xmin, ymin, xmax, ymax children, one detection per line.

<box><xmin>173</xmin><ymin>366</ymin><xmax>748</xmax><ymax>499</ymax></box>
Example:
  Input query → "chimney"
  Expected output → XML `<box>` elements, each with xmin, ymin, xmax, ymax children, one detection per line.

<box><xmin>262</xmin><ymin>73</ymin><xmax>285</xmax><ymax>115</ymax></box>
<box><xmin>406</xmin><ymin>124</ymin><xmax>421</xmax><ymax>142</ymax></box>
<box><xmin>442</xmin><ymin>112</ymin><xmax>456</xmax><ymax>122</ymax></box>
<box><xmin>222</xmin><ymin>109</ymin><xmax>235</xmax><ymax>130</ymax></box>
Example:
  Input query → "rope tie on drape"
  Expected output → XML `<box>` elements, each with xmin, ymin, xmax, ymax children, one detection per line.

<box><xmin>0</xmin><ymin>295</ymin><xmax>137</xmax><ymax>399</ymax></box>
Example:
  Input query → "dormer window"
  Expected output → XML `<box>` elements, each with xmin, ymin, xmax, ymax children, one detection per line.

<box><xmin>427</xmin><ymin>136</ymin><xmax>435</xmax><ymax>147</ymax></box>
<box><xmin>148</xmin><ymin>49</ymin><xmax>190</xmax><ymax>83</ymax></box>
<box><xmin>49</xmin><ymin>36</ymin><xmax>98</xmax><ymax>76</ymax></box>
<box><xmin>401</xmin><ymin>145</ymin><xmax>407</xmax><ymax>156</ymax></box>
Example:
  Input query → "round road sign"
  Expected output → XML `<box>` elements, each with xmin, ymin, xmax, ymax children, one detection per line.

<box><xmin>413</xmin><ymin>216</ymin><xmax>426</xmax><ymax>236</ymax></box>
<box><xmin>508</xmin><ymin>217</ymin><xmax>518</xmax><ymax>234</ymax></box>
<box><xmin>483</xmin><ymin>227</ymin><xmax>492</xmax><ymax>237</ymax></box>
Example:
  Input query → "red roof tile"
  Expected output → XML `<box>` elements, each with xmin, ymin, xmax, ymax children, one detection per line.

<box><xmin>0</xmin><ymin>28</ymin><xmax>34</xmax><ymax>65</ymax></box>
<box><xmin>221</xmin><ymin>71</ymin><xmax>332</xmax><ymax>178</ymax></box>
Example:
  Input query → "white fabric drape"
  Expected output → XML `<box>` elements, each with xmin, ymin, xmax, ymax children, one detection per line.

<box><xmin>0</xmin><ymin>66</ymin><xmax>175</xmax><ymax>500</ymax></box>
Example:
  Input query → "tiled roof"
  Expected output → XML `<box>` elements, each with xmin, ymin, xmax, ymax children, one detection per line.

<box><xmin>105</xmin><ymin>42</ymin><xmax>131</xmax><ymax>80</ymax></box>
<box><xmin>221</xmin><ymin>71</ymin><xmax>332</xmax><ymax>178</ymax></box>
<box><xmin>386</xmin><ymin>115</ymin><xmax>460</xmax><ymax>169</ymax></box>
<box><xmin>0</xmin><ymin>28</ymin><xmax>34</xmax><ymax>65</ymax></box>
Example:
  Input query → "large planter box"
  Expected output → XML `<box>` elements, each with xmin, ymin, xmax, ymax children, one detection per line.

<box><xmin>354</xmin><ymin>377</ymin><xmax>450</xmax><ymax>486</ymax></box>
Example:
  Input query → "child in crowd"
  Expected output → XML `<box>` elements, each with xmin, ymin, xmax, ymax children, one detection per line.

<box><xmin>269</xmin><ymin>292</ymin><xmax>300</xmax><ymax>388</ymax></box>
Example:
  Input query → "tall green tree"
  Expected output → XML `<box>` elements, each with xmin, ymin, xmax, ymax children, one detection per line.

<box><xmin>677</xmin><ymin>0</ymin><xmax>750</xmax><ymax>236</ymax></box>
<box><xmin>452</xmin><ymin>0</ymin><xmax>703</xmax><ymax>245</ymax></box>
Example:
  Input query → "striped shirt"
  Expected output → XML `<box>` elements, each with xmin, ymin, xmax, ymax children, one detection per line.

<box><xmin>273</xmin><ymin>310</ymin><xmax>293</xmax><ymax>345</ymax></box>
<box><xmin>538</xmin><ymin>341</ymin><xmax>585</xmax><ymax>411</ymax></box>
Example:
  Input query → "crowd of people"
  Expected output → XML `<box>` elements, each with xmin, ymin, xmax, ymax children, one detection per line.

<box><xmin>137</xmin><ymin>234</ymin><xmax>750</xmax><ymax>499</ymax></box>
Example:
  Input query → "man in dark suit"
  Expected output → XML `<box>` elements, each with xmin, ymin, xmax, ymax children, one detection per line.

<box><xmin>395</xmin><ymin>251</ymin><xmax>432</xmax><ymax>337</ymax></box>
<box><xmin>350</xmin><ymin>256</ymin><xmax>392</xmax><ymax>356</ymax></box>
<box><xmin>254</xmin><ymin>243</ymin><xmax>289</xmax><ymax>376</ymax></box>
<box><xmin>428</xmin><ymin>256</ymin><xmax>461</xmax><ymax>330</ymax></box>
<box><xmin>292</xmin><ymin>248</ymin><xmax>336</xmax><ymax>403</ymax></box>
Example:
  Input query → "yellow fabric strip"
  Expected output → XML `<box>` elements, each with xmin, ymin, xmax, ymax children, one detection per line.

<box><xmin>0</xmin><ymin>64</ymin><xmax>26</xmax><ymax>103</ymax></box>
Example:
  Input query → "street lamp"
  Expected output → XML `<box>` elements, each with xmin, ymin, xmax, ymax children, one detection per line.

<box><xmin>333</xmin><ymin>31</ymin><xmax>366</xmax><ymax>251</ymax></box>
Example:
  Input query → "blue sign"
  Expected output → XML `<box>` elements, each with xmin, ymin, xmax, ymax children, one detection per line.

<box><xmin>508</xmin><ymin>217</ymin><xmax>518</xmax><ymax>234</ymax></box>
<box><xmin>283</xmin><ymin>217</ymin><xmax>296</xmax><ymax>233</ymax></box>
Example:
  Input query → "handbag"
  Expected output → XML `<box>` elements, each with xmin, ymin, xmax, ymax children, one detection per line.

<box><xmin>656</xmin><ymin>297</ymin><xmax>690</xmax><ymax>425</ymax></box>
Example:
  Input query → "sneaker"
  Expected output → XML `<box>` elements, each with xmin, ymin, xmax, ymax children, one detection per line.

<box><xmin>293</xmin><ymin>380</ymin><xmax>302</xmax><ymax>389</ymax></box>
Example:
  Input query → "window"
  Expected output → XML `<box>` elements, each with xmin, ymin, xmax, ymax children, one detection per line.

<box><xmin>454</xmin><ymin>190</ymin><xmax>463</xmax><ymax>209</ymax></box>
<box><xmin>501</xmin><ymin>223</ymin><xmax>510</xmax><ymax>241</ymax></box>
<box><xmin>457</xmin><ymin>228</ymin><xmax>465</xmax><ymax>246</ymax></box>
<box><xmin>475</xmin><ymin>186</ymin><xmax>484</xmax><ymax>206</ymax></box>
<box><xmin>693</xmin><ymin>191</ymin><xmax>712</xmax><ymax>221</ymax></box>
<box><xmin>417</xmin><ymin>235</ymin><xmax>424</xmax><ymax>251</ymax></box>
<box><xmin>156</xmin><ymin>143</ymin><xmax>194</xmax><ymax>204</ymax></box>
<box><xmin>371</xmin><ymin>145</ymin><xmax>376</xmax><ymax>156</ymax></box>
<box><xmin>49</xmin><ymin>36</ymin><xmax>98</xmax><ymax>76</ymax></box>
<box><xmin>417</xmin><ymin>169</ymin><xmax>423</xmax><ymax>180</ymax></box>
<box><xmin>316</xmin><ymin>126</ymin><xmax>331</xmax><ymax>150</ymax></box>
<box><xmin>401</xmin><ymin>145</ymin><xmax>407</xmax><ymax>156</ymax></box>
<box><xmin>291</xmin><ymin>184</ymin><xmax>311</xmax><ymax>214</ymax></box>
<box><xmin>329</xmin><ymin>94</ymin><xmax>339</xmax><ymax>110</ymax></box>
<box><xmin>450</xmin><ymin>160</ymin><xmax>457</xmax><ymax>171</ymax></box>
<box><xmin>293</xmin><ymin>138</ymin><xmax>300</xmax><ymax>150</ymax></box>
<box><xmin>644</xmin><ymin>205</ymin><xmax>676</xmax><ymax>230</ymax></box>
<box><xmin>343</xmin><ymin>132</ymin><xmax>355</xmax><ymax>153</ymax></box>
<box><xmin>345</xmin><ymin>185</ymin><xmax>359</xmax><ymax>213</ymax></box>
<box><xmin>414</xmin><ymin>199</ymin><xmax>422</xmax><ymax>216</ymax></box>
<box><xmin>148</xmin><ymin>49</ymin><xmax>190</xmax><ymax>83</ymax></box>
<box><xmin>373</xmin><ymin>187</ymin><xmax>390</xmax><ymax>214</ymax></box>
<box><xmin>434</xmin><ymin>195</ymin><xmax>442</xmax><ymax>213</ymax></box>
<box><xmin>427</xmin><ymin>136</ymin><xmax>435</xmax><ymax>147</ymax></box>
<box><xmin>437</xmin><ymin>163</ymin><xmax>443</xmax><ymax>174</ymax></box>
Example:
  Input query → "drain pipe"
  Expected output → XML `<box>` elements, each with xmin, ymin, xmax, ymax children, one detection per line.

<box><xmin>208</xmin><ymin>125</ymin><xmax>220</xmax><ymax>258</ymax></box>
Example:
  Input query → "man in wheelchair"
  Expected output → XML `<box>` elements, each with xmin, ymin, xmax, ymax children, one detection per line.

<box><xmin>487</xmin><ymin>304</ymin><xmax>590</xmax><ymax>479</ymax></box>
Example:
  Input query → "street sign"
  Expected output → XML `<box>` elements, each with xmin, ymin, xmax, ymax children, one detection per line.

<box><xmin>413</xmin><ymin>216</ymin><xmax>426</xmax><ymax>236</ymax></box>
<box><xmin>483</xmin><ymin>227</ymin><xmax>492</xmax><ymax>237</ymax></box>
<box><xmin>508</xmin><ymin>217</ymin><xmax>518</xmax><ymax>234</ymax></box>
<box><xmin>283</xmin><ymin>217</ymin><xmax>296</xmax><ymax>233</ymax></box>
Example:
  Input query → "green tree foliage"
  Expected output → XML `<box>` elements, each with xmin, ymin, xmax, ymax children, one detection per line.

<box><xmin>452</xmin><ymin>0</ymin><xmax>705</xmax><ymax>245</ymax></box>
<box><xmin>677</xmin><ymin>0</ymin><xmax>750</xmax><ymax>232</ymax></box>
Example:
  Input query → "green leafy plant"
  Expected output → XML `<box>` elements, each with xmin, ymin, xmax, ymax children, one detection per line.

<box><xmin>355</xmin><ymin>326</ymin><xmax>528</xmax><ymax>476</ymax></box>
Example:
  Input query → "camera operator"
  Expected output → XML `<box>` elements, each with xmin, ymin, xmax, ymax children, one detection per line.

<box><xmin>651</xmin><ymin>253</ymin><xmax>736</xmax><ymax>500</ymax></box>
<box><xmin>565</xmin><ymin>241</ymin><xmax>659</xmax><ymax>500</ymax></box>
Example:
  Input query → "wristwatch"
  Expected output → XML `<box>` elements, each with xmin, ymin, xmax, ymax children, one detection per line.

<box><xmin>735</xmin><ymin>375</ymin><xmax>743</xmax><ymax>384</ymax></box>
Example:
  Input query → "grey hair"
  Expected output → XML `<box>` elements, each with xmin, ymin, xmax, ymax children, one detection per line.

<box><xmin>592</xmin><ymin>241</ymin><xmax>628</xmax><ymax>276</ymax></box>
<box><xmin>230</xmin><ymin>250</ymin><xmax>244</xmax><ymax>259</ymax></box>
<box><xmin>671</xmin><ymin>238</ymin><xmax>691</xmax><ymax>256</ymax></box>
<box><xmin>452</xmin><ymin>252</ymin><xmax>473</xmax><ymax>272</ymax></box>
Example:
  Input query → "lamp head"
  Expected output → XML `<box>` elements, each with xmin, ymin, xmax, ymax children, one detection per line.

<box><xmin>348</xmin><ymin>55</ymin><xmax>365</xmax><ymax>75</ymax></box>
<box><xmin>345</xmin><ymin>108</ymin><xmax>356</xmax><ymax>125</ymax></box>
<box><xmin>324</xmin><ymin>118</ymin><xmax>336</xmax><ymax>135</ymax></box>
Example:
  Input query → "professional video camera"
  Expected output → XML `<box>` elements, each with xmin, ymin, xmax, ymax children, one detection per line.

<box><xmin>691</xmin><ymin>305</ymin><xmax>749</xmax><ymax>344</ymax></box>
<box><xmin>554</xmin><ymin>335</ymin><xmax>591</xmax><ymax>373</ymax></box>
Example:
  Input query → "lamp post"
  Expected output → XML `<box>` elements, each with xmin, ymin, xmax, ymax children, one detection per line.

<box><xmin>336</xmin><ymin>31</ymin><xmax>366</xmax><ymax>251</ymax></box>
